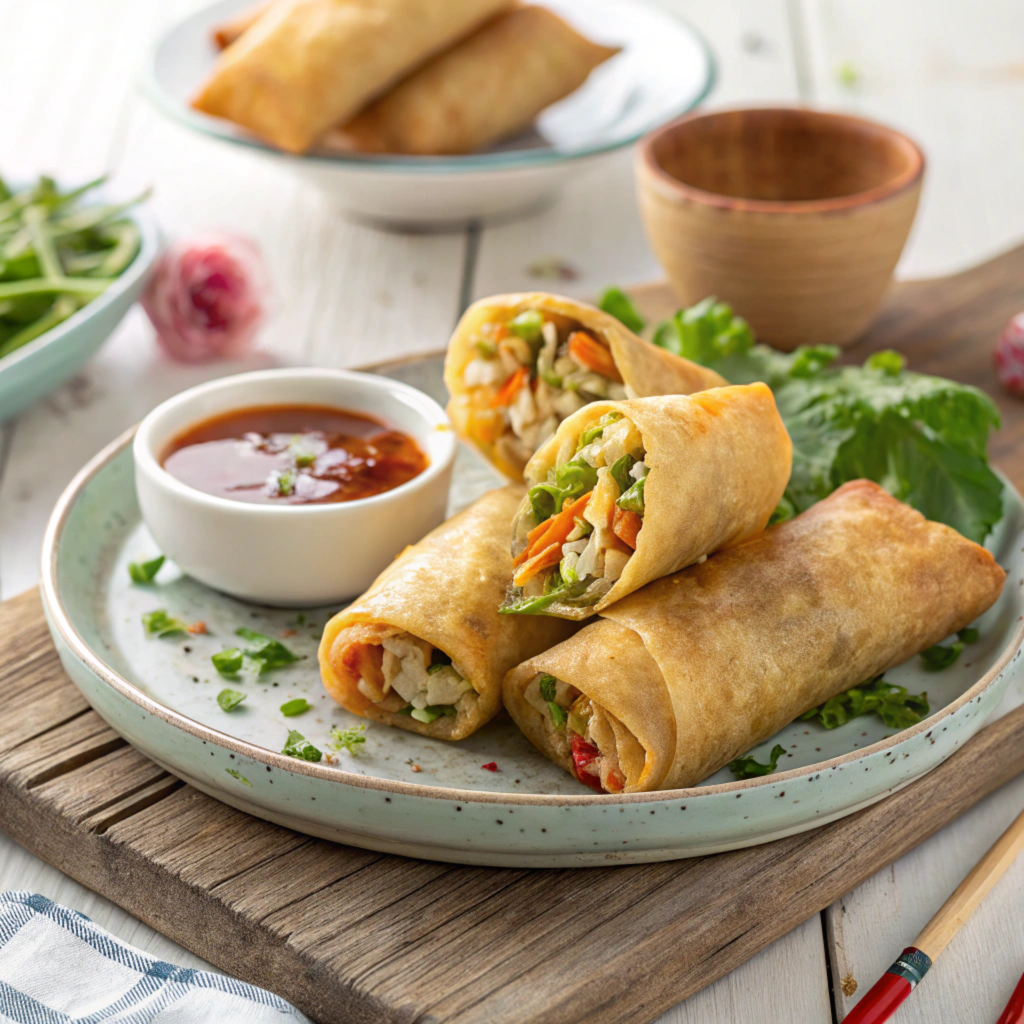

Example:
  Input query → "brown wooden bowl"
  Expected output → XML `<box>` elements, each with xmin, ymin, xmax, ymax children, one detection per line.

<box><xmin>636</xmin><ymin>108</ymin><xmax>925</xmax><ymax>349</ymax></box>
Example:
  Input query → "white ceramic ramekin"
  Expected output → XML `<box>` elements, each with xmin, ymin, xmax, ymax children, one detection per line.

<box><xmin>133</xmin><ymin>368</ymin><xmax>456</xmax><ymax>606</ymax></box>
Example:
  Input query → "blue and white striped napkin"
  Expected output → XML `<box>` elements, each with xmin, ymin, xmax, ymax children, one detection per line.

<box><xmin>0</xmin><ymin>892</ymin><xmax>309</xmax><ymax>1022</ymax></box>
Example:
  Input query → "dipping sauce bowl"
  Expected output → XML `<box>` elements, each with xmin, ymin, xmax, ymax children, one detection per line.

<box><xmin>134</xmin><ymin>368</ymin><xmax>456</xmax><ymax>606</ymax></box>
<box><xmin>636</xmin><ymin>107</ymin><xmax>925</xmax><ymax>349</ymax></box>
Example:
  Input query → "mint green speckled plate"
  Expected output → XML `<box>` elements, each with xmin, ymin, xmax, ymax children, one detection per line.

<box><xmin>40</xmin><ymin>354</ymin><xmax>1024</xmax><ymax>866</ymax></box>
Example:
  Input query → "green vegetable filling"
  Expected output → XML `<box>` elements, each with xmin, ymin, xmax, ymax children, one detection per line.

<box><xmin>507</xmin><ymin>310</ymin><xmax>544</xmax><ymax>345</ymax></box>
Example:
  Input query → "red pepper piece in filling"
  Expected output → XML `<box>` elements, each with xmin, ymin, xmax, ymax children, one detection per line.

<box><xmin>570</xmin><ymin>733</ymin><xmax>607</xmax><ymax>793</ymax></box>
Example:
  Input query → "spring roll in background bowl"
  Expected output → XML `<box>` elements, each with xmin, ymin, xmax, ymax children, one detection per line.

<box><xmin>444</xmin><ymin>292</ymin><xmax>727</xmax><ymax>482</ymax></box>
<box><xmin>505</xmin><ymin>481</ymin><xmax>1007</xmax><ymax>793</ymax></box>
<box><xmin>192</xmin><ymin>0</ymin><xmax>516</xmax><ymax>154</ymax></box>
<box><xmin>505</xmin><ymin>385</ymin><xmax>792</xmax><ymax>618</ymax></box>
<box><xmin>146</xmin><ymin>0</ymin><xmax>715</xmax><ymax>226</ymax></box>
<box><xmin>319</xmin><ymin>485</ymin><xmax>576</xmax><ymax>740</ymax></box>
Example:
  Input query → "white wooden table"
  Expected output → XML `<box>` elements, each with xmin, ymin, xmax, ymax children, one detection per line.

<box><xmin>2</xmin><ymin>1</ymin><xmax>1024</xmax><ymax>1020</ymax></box>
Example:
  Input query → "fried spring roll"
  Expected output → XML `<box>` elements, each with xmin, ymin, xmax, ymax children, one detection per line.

<box><xmin>321</xmin><ymin>6</ymin><xmax>618</xmax><ymax>156</ymax></box>
<box><xmin>193</xmin><ymin>0</ymin><xmax>514</xmax><ymax>153</ymax></box>
<box><xmin>211</xmin><ymin>2</ymin><xmax>274</xmax><ymax>49</ymax></box>
<box><xmin>504</xmin><ymin>481</ymin><xmax>1007</xmax><ymax>793</ymax></box>
<box><xmin>444</xmin><ymin>293</ymin><xmax>727</xmax><ymax>482</ymax></box>
<box><xmin>505</xmin><ymin>386</ymin><xmax>792</xmax><ymax>618</ymax></box>
<box><xmin>319</xmin><ymin>486</ymin><xmax>575</xmax><ymax>740</ymax></box>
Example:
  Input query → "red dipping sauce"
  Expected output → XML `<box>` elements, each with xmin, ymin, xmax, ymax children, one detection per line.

<box><xmin>161</xmin><ymin>404</ymin><xmax>428</xmax><ymax>505</ymax></box>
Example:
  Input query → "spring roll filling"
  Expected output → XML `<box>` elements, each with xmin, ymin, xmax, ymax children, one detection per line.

<box><xmin>525</xmin><ymin>673</ymin><xmax>628</xmax><ymax>793</ymax></box>
<box><xmin>344</xmin><ymin>632</ymin><xmax>477</xmax><ymax>724</ymax></box>
<box><xmin>503</xmin><ymin>412</ymin><xmax>648</xmax><ymax>614</ymax></box>
<box><xmin>460</xmin><ymin>310</ymin><xmax>629</xmax><ymax>469</ymax></box>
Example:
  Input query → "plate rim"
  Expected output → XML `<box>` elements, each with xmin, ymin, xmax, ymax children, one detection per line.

<box><xmin>41</xmin><ymin>407</ymin><xmax>1024</xmax><ymax>808</ymax></box>
<box><xmin>141</xmin><ymin>0</ymin><xmax>717</xmax><ymax>174</ymax></box>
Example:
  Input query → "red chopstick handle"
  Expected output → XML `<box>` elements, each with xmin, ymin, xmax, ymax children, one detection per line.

<box><xmin>843</xmin><ymin>947</ymin><xmax>933</xmax><ymax>1024</ymax></box>
<box><xmin>997</xmin><ymin>969</ymin><xmax>1024</xmax><ymax>1024</ymax></box>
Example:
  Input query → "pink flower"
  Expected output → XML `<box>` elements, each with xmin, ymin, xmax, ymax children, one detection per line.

<box><xmin>995</xmin><ymin>313</ymin><xmax>1024</xmax><ymax>396</ymax></box>
<box><xmin>142</xmin><ymin>233</ymin><xmax>269</xmax><ymax>363</ymax></box>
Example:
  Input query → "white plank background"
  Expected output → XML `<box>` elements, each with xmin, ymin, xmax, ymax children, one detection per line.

<box><xmin>1</xmin><ymin>0</ymin><xmax>1022</xmax><ymax>1020</ymax></box>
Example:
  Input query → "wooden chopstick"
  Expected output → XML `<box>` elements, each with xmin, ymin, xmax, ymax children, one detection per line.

<box><xmin>843</xmin><ymin>805</ymin><xmax>1024</xmax><ymax>1024</ymax></box>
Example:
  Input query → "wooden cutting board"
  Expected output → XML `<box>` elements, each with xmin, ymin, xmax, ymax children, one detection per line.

<box><xmin>2</xmin><ymin>247</ymin><xmax>1024</xmax><ymax>1024</ymax></box>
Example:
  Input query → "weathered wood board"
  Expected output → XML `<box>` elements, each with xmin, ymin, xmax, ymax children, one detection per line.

<box><xmin>3</xmin><ymin>250</ymin><xmax>1024</xmax><ymax>1023</ymax></box>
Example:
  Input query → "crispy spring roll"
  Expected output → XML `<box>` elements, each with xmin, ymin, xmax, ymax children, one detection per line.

<box><xmin>193</xmin><ymin>0</ymin><xmax>514</xmax><ymax>153</ymax></box>
<box><xmin>504</xmin><ymin>481</ymin><xmax>1007</xmax><ymax>793</ymax></box>
<box><xmin>319</xmin><ymin>486</ymin><xmax>575</xmax><ymax>740</ymax></box>
<box><xmin>444</xmin><ymin>293</ymin><xmax>727</xmax><ymax>482</ymax></box>
<box><xmin>504</xmin><ymin>386</ymin><xmax>792</xmax><ymax>619</ymax></box>
<box><xmin>321</xmin><ymin>6</ymin><xmax>618</xmax><ymax>156</ymax></box>
<box><xmin>211</xmin><ymin>2</ymin><xmax>273</xmax><ymax>49</ymax></box>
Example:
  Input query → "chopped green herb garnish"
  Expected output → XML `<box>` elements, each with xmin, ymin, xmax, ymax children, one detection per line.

<box><xmin>729</xmin><ymin>744</ymin><xmax>786</xmax><ymax>780</ymax></box>
<box><xmin>646</xmin><ymin>292</ymin><xmax>1003</xmax><ymax>544</ymax></box>
<box><xmin>289</xmin><ymin>436</ymin><xmax>317</xmax><ymax>467</ymax></box>
<box><xmin>275</xmin><ymin>468</ymin><xmax>296</xmax><ymax>496</ymax></box>
<box><xmin>217</xmin><ymin>689</ymin><xmax>246</xmax><ymax>712</ymax></box>
<box><xmin>959</xmin><ymin>627</ymin><xmax>979</xmax><ymax>645</ymax></box>
<box><xmin>142</xmin><ymin>609</ymin><xmax>188</xmax><ymax>638</ymax></box>
<box><xmin>280</xmin><ymin>698</ymin><xmax>312</xmax><ymax>717</ymax></box>
<box><xmin>329</xmin><ymin>724</ymin><xmax>366</xmax><ymax>753</ymax></box>
<box><xmin>236</xmin><ymin>628</ymin><xmax>298</xmax><ymax>674</ymax></box>
<box><xmin>295</xmin><ymin>612</ymin><xmax>306</xmax><ymax>626</ymax></box>
<box><xmin>225</xmin><ymin>768</ymin><xmax>252</xmax><ymax>786</ymax></box>
<box><xmin>282</xmin><ymin>730</ymin><xmax>322</xmax><ymax>763</ymax></box>
<box><xmin>128</xmin><ymin>555</ymin><xmax>164</xmax><ymax>584</ymax></box>
<box><xmin>598</xmin><ymin>286</ymin><xmax>646</xmax><ymax>334</ymax></box>
<box><xmin>212</xmin><ymin>648</ymin><xmax>244</xmax><ymax>676</ymax></box>
<box><xmin>920</xmin><ymin>642</ymin><xmax>964</xmax><ymax>672</ymax></box>
<box><xmin>507</xmin><ymin>310</ymin><xmax>544</xmax><ymax>345</ymax></box>
<box><xmin>800</xmin><ymin>675</ymin><xmax>930</xmax><ymax>730</ymax></box>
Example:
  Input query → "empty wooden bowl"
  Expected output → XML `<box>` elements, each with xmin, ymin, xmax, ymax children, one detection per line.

<box><xmin>636</xmin><ymin>108</ymin><xmax>924</xmax><ymax>349</ymax></box>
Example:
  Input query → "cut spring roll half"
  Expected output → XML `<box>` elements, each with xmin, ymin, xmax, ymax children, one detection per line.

<box><xmin>318</xmin><ymin>486</ymin><xmax>575</xmax><ymax>740</ymax></box>
<box><xmin>444</xmin><ymin>293</ymin><xmax>727</xmax><ymax>482</ymax></box>
<box><xmin>193</xmin><ymin>0</ymin><xmax>514</xmax><ymax>153</ymax></box>
<box><xmin>503</xmin><ymin>385</ymin><xmax>792</xmax><ymax>618</ymax></box>
<box><xmin>504</xmin><ymin>481</ymin><xmax>1007</xmax><ymax>793</ymax></box>
<box><xmin>324</xmin><ymin>6</ymin><xmax>618</xmax><ymax>156</ymax></box>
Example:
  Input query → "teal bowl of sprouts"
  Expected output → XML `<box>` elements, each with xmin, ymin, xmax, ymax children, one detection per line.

<box><xmin>0</xmin><ymin>175</ymin><xmax>158</xmax><ymax>422</ymax></box>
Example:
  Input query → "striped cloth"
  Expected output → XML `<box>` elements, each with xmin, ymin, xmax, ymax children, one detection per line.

<box><xmin>0</xmin><ymin>892</ymin><xmax>309</xmax><ymax>1023</ymax></box>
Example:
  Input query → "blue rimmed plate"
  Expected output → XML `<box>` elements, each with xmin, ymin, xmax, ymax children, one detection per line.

<box><xmin>143</xmin><ymin>0</ymin><xmax>715</xmax><ymax>227</ymax></box>
<box><xmin>39</xmin><ymin>352</ymin><xmax>1024</xmax><ymax>867</ymax></box>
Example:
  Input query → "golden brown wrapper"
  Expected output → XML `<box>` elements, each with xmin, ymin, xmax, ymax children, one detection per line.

<box><xmin>211</xmin><ymin>2</ymin><xmax>273</xmax><ymax>49</ymax></box>
<box><xmin>512</xmin><ymin>385</ymin><xmax>792</xmax><ymax>619</ymax></box>
<box><xmin>322</xmin><ymin>6</ymin><xmax>618</xmax><ymax>156</ymax></box>
<box><xmin>504</xmin><ymin>481</ymin><xmax>1007</xmax><ymax>792</ymax></box>
<box><xmin>319</xmin><ymin>486</ymin><xmax>575</xmax><ymax>740</ymax></box>
<box><xmin>193</xmin><ymin>0</ymin><xmax>514</xmax><ymax>153</ymax></box>
<box><xmin>444</xmin><ymin>292</ymin><xmax>728</xmax><ymax>482</ymax></box>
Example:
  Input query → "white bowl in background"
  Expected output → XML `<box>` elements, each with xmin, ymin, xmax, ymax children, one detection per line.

<box><xmin>133</xmin><ymin>368</ymin><xmax>456</xmax><ymax>606</ymax></box>
<box><xmin>143</xmin><ymin>0</ymin><xmax>715</xmax><ymax>228</ymax></box>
